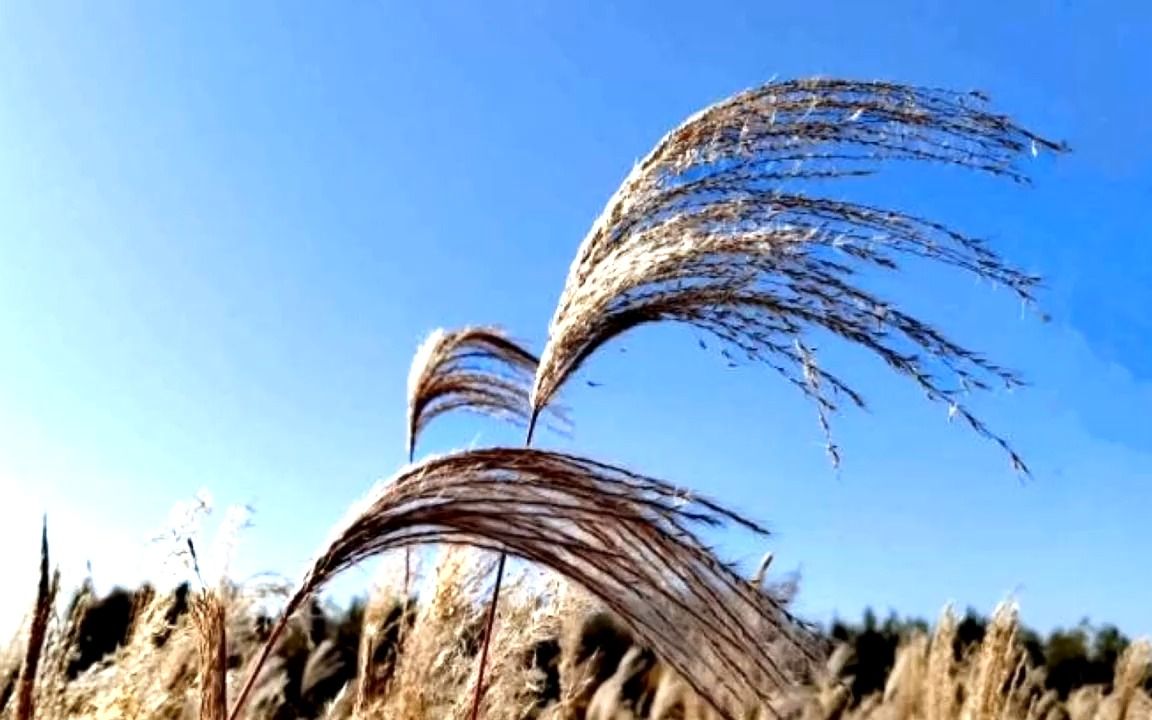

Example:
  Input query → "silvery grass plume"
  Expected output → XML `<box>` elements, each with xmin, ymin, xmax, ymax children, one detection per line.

<box><xmin>228</xmin><ymin>448</ymin><xmax>819</xmax><ymax>720</ymax></box>
<box><xmin>406</xmin><ymin>326</ymin><xmax>569</xmax><ymax>461</ymax></box>
<box><xmin>530</xmin><ymin>78</ymin><xmax>1067</xmax><ymax>471</ymax></box>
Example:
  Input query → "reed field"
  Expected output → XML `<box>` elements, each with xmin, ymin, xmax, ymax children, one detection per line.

<box><xmin>6</xmin><ymin>78</ymin><xmax>1145</xmax><ymax>720</ymax></box>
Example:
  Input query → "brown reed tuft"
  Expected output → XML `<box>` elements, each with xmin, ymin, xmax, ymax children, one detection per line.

<box><xmin>406</xmin><ymin>326</ymin><xmax>568</xmax><ymax>461</ymax></box>
<box><xmin>15</xmin><ymin>517</ymin><xmax>59</xmax><ymax>720</ymax></box>
<box><xmin>190</xmin><ymin>591</ymin><xmax>227</xmax><ymax>720</ymax></box>
<box><xmin>228</xmin><ymin>447</ymin><xmax>819</xmax><ymax>720</ymax></box>
<box><xmin>530</xmin><ymin>78</ymin><xmax>1066</xmax><ymax>471</ymax></box>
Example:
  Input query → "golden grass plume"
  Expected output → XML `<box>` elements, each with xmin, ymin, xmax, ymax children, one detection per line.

<box><xmin>531</xmin><ymin>78</ymin><xmax>1067</xmax><ymax>471</ymax></box>
<box><xmin>954</xmin><ymin>601</ymin><xmax>1019</xmax><ymax>720</ymax></box>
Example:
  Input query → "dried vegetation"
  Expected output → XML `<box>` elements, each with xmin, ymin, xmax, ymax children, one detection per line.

<box><xmin>0</xmin><ymin>76</ymin><xmax>1082</xmax><ymax>720</ymax></box>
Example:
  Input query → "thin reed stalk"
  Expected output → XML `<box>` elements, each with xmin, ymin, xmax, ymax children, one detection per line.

<box><xmin>468</xmin><ymin>551</ymin><xmax>509</xmax><ymax>720</ymax></box>
<box><xmin>467</xmin><ymin>417</ymin><xmax>539</xmax><ymax>720</ymax></box>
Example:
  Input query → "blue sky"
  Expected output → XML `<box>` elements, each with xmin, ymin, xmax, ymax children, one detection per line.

<box><xmin>1</xmin><ymin>2</ymin><xmax>1149</xmax><ymax>640</ymax></box>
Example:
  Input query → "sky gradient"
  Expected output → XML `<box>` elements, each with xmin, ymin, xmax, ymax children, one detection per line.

<box><xmin>1</xmin><ymin>2</ymin><xmax>1149</xmax><ymax>640</ymax></box>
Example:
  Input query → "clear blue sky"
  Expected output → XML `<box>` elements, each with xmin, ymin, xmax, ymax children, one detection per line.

<box><xmin>2</xmin><ymin>2</ymin><xmax>1149</xmax><ymax>640</ymax></box>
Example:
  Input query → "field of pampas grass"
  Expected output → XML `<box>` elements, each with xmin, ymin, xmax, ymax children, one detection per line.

<box><xmin>2</xmin><ymin>76</ymin><xmax>1102</xmax><ymax>720</ymax></box>
<box><xmin>2</xmin><ymin>540</ymin><xmax>1149</xmax><ymax>720</ymax></box>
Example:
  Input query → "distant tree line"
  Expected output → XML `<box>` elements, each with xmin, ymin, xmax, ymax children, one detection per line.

<box><xmin>826</xmin><ymin>607</ymin><xmax>1145</xmax><ymax>701</ymax></box>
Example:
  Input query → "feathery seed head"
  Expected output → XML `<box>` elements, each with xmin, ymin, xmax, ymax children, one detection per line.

<box><xmin>532</xmin><ymin>78</ymin><xmax>1066</xmax><ymax>472</ymax></box>
<box><xmin>406</xmin><ymin>326</ymin><xmax>567</xmax><ymax>461</ymax></box>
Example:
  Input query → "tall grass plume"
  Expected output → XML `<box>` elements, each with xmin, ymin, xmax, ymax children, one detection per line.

<box><xmin>531</xmin><ymin>78</ymin><xmax>1066</xmax><ymax>470</ymax></box>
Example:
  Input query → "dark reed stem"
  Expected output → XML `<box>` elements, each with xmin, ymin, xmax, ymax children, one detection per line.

<box><xmin>467</xmin><ymin>408</ymin><xmax>540</xmax><ymax>720</ymax></box>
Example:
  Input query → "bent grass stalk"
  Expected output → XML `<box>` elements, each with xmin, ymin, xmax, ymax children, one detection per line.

<box><xmin>227</xmin><ymin>447</ymin><xmax>818</xmax><ymax>720</ymax></box>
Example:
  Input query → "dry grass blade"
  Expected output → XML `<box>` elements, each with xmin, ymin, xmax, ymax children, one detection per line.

<box><xmin>229</xmin><ymin>448</ymin><xmax>818</xmax><ymax>720</ymax></box>
<box><xmin>532</xmin><ymin>77</ymin><xmax>1067</xmax><ymax>471</ymax></box>
<box><xmin>407</xmin><ymin>326</ymin><xmax>569</xmax><ymax>460</ymax></box>
<box><xmin>15</xmin><ymin>517</ymin><xmax>59</xmax><ymax>720</ymax></box>
<box><xmin>191</xmin><ymin>590</ymin><xmax>228</xmax><ymax>720</ymax></box>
